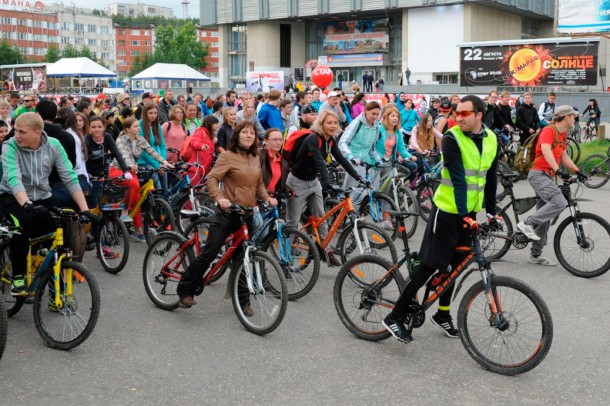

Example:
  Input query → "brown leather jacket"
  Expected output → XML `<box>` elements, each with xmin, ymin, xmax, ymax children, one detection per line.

<box><xmin>207</xmin><ymin>149</ymin><xmax>270</xmax><ymax>208</ymax></box>
<box><xmin>259</xmin><ymin>146</ymin><xmax>289</xmax><ymax>195</ymax></box>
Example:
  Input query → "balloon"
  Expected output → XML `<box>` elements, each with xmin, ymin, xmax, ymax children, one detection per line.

<box><xmin>311</xmin><ymin>65</ymin><xmax>334</xmax><ymax>88</ymax></box>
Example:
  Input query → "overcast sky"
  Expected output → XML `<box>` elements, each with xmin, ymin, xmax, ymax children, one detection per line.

<box><xmin>58</xmin><ymin>1</ymin><xmax>200</xmax><ymax>19</ymax></box>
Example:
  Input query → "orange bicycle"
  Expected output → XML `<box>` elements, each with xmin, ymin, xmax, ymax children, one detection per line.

<box><xmin>301</xmin><ymin>187</ymin><xmax>397</xmax><ymax>265</ymax></box>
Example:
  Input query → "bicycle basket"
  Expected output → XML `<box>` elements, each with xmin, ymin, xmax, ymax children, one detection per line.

<box><xmin>101</xmin><ymin>184</ymin><xmax>130</xmax><ymax>206</ymax></box>
<box><xmin>514</xmin><ymin>197</ymin><xmax>539</xmax><ymax>215</ymax></box>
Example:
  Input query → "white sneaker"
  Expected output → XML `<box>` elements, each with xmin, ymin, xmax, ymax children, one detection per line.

<box><xmin>528</xmin><ymin>255</ymin><xmax>557</xmax><ymax>266</ymax></box>
<box><xmin>517</xmin><ymin>221</ymin><xmax>540</xmax><ymax>241</ymax></box>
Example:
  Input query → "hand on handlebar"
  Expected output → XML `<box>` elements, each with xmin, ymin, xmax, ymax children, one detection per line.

<box><xmin>79</xmin><ymin>210</ymin><xmax>101</xmax><ymax>224</ymax></box>
<box><xmin>486</xmin><ymin>213</ymin><xmax>504</xmax><ymax>229</ymax></box>
<box><xmin>23</xmin><ymin>203</ymin><xmax>49</xmax><ymax>218</ymax></box>
<box><xmin>576</xmin><ymin>171</ymin><xmax>590</xmax><ymax>182</ymax></box>
<box><xmin>217</xmin><ymin>198</ymin><xmax>231</xmax><ymax>210</ymax></box>
<box><xmin>123</xmin><ymin>172</ymin><xmax>133</xmax><ymax>181</ymax></box>
<box><xmin>350</xmin><ymin>158</ymin><xmax>361</xmax><ymax>166</ymax></box>
<box><xmin>325</xmin><ymin>184</ymin><xmax>343</xmax><ymax>194</ymax></box>
<box><xmin>462</xmin><ymin>216</ymin><xmax>479</xmax><ymax>231</ymax></box>
<box><xmin>267</xmin><ymin>197</ymin><xmax>278</xmax><ymax>207</ymax></box>
<box><xmin>555</xmin><ymin>168</ymin><xmax>571</xmax><ymax>180</ymax></box>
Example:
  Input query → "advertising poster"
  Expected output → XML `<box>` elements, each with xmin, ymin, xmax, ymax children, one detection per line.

<box><xmin>460</xmin><ymin>41</ymin><xmax>599</xmax><ymax>87</ymax></box>
<box><xmin>322</xmin><ymin>18</ymin><xmax>389</xmax><ymax>55</ymax></box>
<box><xmin>1</xmin><ymin>66</ymin><xmax>47</xmax><ymax>92</ymax></box>
<box><xmin>245</xmin><ymin>71</ymin><xmax>284</xmax><ymax>93</ymax></box>
<box><xmin>557</xmin><ymin>1</ymin><xmax>610</xmax><ymax>34</ymax></box>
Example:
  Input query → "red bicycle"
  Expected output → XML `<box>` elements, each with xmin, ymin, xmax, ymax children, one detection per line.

<box><xmin>142</xmin><ymin>204</ymin><xmax>288</xmax><ymax>335</ymax></box>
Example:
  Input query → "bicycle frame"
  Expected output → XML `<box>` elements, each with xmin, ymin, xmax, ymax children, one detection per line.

<box><xmin>128</xmin><ymin>177</ymin><xmax>155</xmax><ymax>219</ymax></box>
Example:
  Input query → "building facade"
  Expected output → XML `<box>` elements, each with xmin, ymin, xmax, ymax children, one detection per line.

<box><xmin>0</xmin><ymin>9</ymin><xmax>60</xmax><ymax>62</ymax></box>
<box><xmin>197</xmin><ymin>27</ymin><xmax>219</xmax><ymax>82</ymax></box>
<box><xmin>116</xmin><ymin>25</ymin><xmax>155</xmax><ymax>76</ymax></box>
<box><xmin>199</xmin><ymin>0</ymin><xmax>562</xmax><ymax>89</ymax></box>
<box><xmin>105</xmin><ymin>2</ymin><xmax>174</xmax><ymax>19</ymax></box>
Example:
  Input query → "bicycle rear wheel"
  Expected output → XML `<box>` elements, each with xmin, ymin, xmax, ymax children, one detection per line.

<box><xmin>0</xmin><ymin>288</ymin><xmax>6</xmax><ymax>360</ymax></box>
<box><xmin>458</xmin><ymin>275</ymin><xmax>553</xmax><ymax>375</ymax></box>
<box><xmin>0</xmin><ymin>239</ymin><xmax>25</xmax><ymax>317</ymax></box>
<box><xmin>416</xmin><ymin>182</ymin><xmax>436</xmax><ymax>222</ymax></box>
<box><xmin>580</xmin><ymin>154</ymin><xmax>610</xmax><ymax>189</ymax></box>
<box><xmin>229</xmin><ymin>251</ymin><xmax>287</xmax><ymax>335</ymax></box>
<box><xmin>143</xmin><ymin>232</ymin><xmax>195</xmax><ymax>310</ymax></box>
<box><xmin>262</xmin><ymin>227</ymin><xmax>320</xmax><ymax>300</ymax></box>
<box><xmin>337</xmin><ymin>221</ymin><xmax>398</xmax><ymax>265</ymax></box>
<box><xmin>182</xmin><ymin>218</ymin><xmax>229</xmax><ymax>284</ymax></box>
<box><xmin>476</xmin><ymin>208</ymin><xmax>513</xmax><ymax>260</ymax></box>
<box><xmin>396</xmin><ymin>186</ymin><xmax>419</xmax><ymax>239</ymax></box>
<box><xmin>358</xmin><ymin>193</ymin><xmax>400</xmax><ymax>241</ymax></box>
<box><xmin>175</xmin><ymin>191</ymin><xmax>216</xmax><ymax>234</ymax></box>
<box><xmin>554</xmin><ymin>213</ymin><xmax>610</xmax><ymax>278</ymax></box>
<box><xmin>334</xmin><ymin>254</ymin><xmax>405</xmax><ymax>341</ymax></box>
<box><xmin>143</xmin><ymin>197</ymin><xmax>176</xmax><ymax>245</ymax></box>
<box><xmin>96</xmin><ymin>216</ymin><xmax>130</xmax><ymax>274</ymax></box>
<box><xmin>566</xmin><ymin>137</ymin><xmax>581</xmax><ymax>163</ymax></box>
<box><xmin>33</xmin><ymin>261</ymin><xmax>100</xmax><ymax>350</ymax></box>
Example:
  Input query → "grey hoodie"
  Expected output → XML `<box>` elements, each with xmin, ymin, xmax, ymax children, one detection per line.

<box><xmin>1</xmin><ymin>132</ymin><xmax>80</xmax><ymax>202</ymax></box>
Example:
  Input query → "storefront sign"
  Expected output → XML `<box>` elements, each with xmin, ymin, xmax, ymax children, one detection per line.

<box><xmin>460</xmin><ymin>41</ymin><xmax>599</xmax><ymax>87</ymax></box>
<box><xmin>245</xmin><ymin>71</ymin><xmax>284</xmax><ymax>93</ymax></box>
<box><xmin>1</xmin><ymin>65</ymin><xmax>47</xmax><ymax>92</ymax></box>
<box><xmin>326</xmin><ymin>53</ymin><xmax>384</xmax><ymax>67</ymax></box>
<box><xmin>322</xmin><ymin>18</ymin><xmax>389</xmax><ymax>55</ymax></box>
<box><xmin>0</xmin><ymin>0</ymin><xmax>44</xmax><ymax>11</ymax></box>
<box><xmin>557</xmin><ymin>1</ymin><xmax>610</xmax><ymax>34</ymax></box>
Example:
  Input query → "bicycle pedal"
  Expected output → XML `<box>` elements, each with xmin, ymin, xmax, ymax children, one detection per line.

<box><xmin>25</xmin><ymin>296</ymin><xmax>34</xmax><ymax>304</ymax></box>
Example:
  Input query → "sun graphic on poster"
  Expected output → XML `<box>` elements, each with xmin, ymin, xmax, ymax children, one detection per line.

<box><xmin>503</xmin><ymin>45</ymin><xmax>552</xmax><ymax>86</ymax></box>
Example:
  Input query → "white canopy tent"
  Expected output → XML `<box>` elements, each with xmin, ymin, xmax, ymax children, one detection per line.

<box><xmin>131</xmin><ymin>63</ymin><xmax>210</xmax><ymax>90</ymax></box>
<box><xmin>47</xmin><ymin>57</ymin><xmax>117</xmax><ymax>78</ymax></box>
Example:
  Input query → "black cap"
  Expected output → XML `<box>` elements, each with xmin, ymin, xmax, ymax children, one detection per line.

<box><xmin>301</xmin><ymin>104</ymin><xmax>317</xmax><ymax>114</ymax></box>
<box><xmin>120</xmin><ymin>106</ymin><xmax>134</xmax><ymax>117</ymax></box>
<box><xmin>439</xmin><ymin>99</ymin><xmax>452</xmax><ymax>111</ymax></box>
<box><xmin>142</xmin><ymin>92</ymin><xmax>152</xmax><ymax>100</ymax></box>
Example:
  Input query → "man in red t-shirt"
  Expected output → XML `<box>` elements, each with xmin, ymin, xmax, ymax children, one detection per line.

<box><xmin>517</xmin><ymin>105</ymin><xmax>586</xmax><ymax>266</ymax></box>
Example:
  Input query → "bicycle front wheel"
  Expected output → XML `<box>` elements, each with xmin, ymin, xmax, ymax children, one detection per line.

<box><xmin>229</xmin><ymin>251</ymin><xmax>287</xmax><ymax>335</ymax></box>
<box><xmin>337</xmin><ymin>221</ymin><xmax>398</xmax><ymax>265</ymax></box>
<box><xmin>96</xmin><ymin>216</ymin><xmax>130</xmax><ymax>274</ymax></box>
<box><xmin>566</xmin><ymin>137</ymin><xmax>581</xmax><ymax>163</ymax></box>
<box><xmin>554</xmin><ymin>213</ymin><xmax>610</xmax><ymax>278</ymax></box>
<box><xmin>0</xmin><ymin>289</ymin><xmax>6</xmax><ymax>360</ymax></box>
<box><xmin>334</xmin><ymin>254</ymin><xmax>405</xmax><ymax>341</ymax></box>
<box><xmin>33</xmin><ymin>261</ymin><xmax>100</xmax><ymax>350</ymax></box>
<box><xmin>143</xmin><ymin>232</ymin><xmax>195</xmax><ymax>310</ymax></box>
<box><xmin>580</xmin><ymin>154</ymin><xmax>610</xmax><ymax>189</ymax></box>
<box><xmin>0</xmin><ymin>239</ymin><xmax>25</xmax><ymax>317</ymax></box>
<box><xmin>143</xmin><ymin>197</ymin><xmax>176</xmax><ymax>245</ymax></box>
<box><xmin>358</xmin><ymin>193</ymin><xmax>400</xmax><ymax>241</ymax></box>
<box><xmin>262</xmin><ymin>227</ymin><xmax>320</xmax><ymax>300</ymax></box>
<box><xmin>458</xmin><ymin>275</ymin><xmax>553</xmax><ymax>376</ymax></box>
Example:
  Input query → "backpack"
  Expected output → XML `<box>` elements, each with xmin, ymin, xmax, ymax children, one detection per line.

<box><xmin>282</xmin><ymin>130</ymin><xmax>333</xmax><ymax>167</ymax></box>
<box><xmin>514</xmin><ymin>125</ymin><xmax>559</xmax><ymax>175</ymax></box>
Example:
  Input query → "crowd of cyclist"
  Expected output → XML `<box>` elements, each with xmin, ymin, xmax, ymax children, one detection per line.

<box><xmin>0</xmin><ymin>84</ymin><xmax>595</xmax><ymax>339</ymax></box>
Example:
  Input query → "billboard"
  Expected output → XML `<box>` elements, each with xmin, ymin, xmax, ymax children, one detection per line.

<box><xmin>245</xmin><ymin>71</ymin><xmax>284</xmax><ymax>93</ymax></box>
<box><xmin>459</xmin><ymin>41</ymin><xmax>598</xmax><ymax>87</ymax></box>
<box><xmin>557</xmin><ymin>1</ymin><xmax>610</xmax><ymax>34</ymax></box>
<box><xmin>1</xmin><ymin>65</ymin><xmax>47</xmax><ymax>92</ymax></box>
<box><xmin>322</xmin><ymin>18</ymin><xmax>389</xmax><ymax>55</ymax></box>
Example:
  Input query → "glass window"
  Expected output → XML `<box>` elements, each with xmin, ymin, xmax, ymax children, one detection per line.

<box><xmin>131</xmin><ymin>50</ymin><xmax>140</xmax><ymax>56</ymax></box>
<box><xmin>118</xmin><ymin>40</ymin><xmax>125</xmax><ymax>46</ymax></box>
<box><xmin>88</xmin><ymin>38</ymin><xmax>97</xmax><ymax>46</ymax></box>
<box><xmin>88</xmin><ymin>24</ymin><xmax>96</xmax><ymax>33</ymax></box>
<box><xmin>75</xmin><ymin>23</ymin><xmax>84</xmax><ymax>32</ymax></box>
<box><xmin>212</xmin><ymin>31</ymin><xmax>218</xmax><ymax>37</ymax></box>
<box><xmin>131</xmin><ymin>40</ymin><xmax>140</xmax><ymax>46</ymax></box>
<box><xmin>118</xmin><ymin>50</ymin><xmax>126</xmax><ymax>56</ymax></box>
<box><xmin>131</xmin><ymin>29</ymin><xmax>140</xmax><ymax>35</ymax></box>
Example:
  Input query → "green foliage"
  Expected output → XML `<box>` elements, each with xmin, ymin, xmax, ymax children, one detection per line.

<box><xmin>46</xmin><ymin>46</ymin><xmax>61</xmax><ymax>63</ymax></box>
<box><xmin>79</xmin><ymin>46</ymin><xmax>93</xmax><ymax>60</ymax></box>
<box><xmin>61</xmin><ymin>44</ymin><xmax>80</xmax><ymax>58</ymax></box>
<box><xmin>92</xmin><ymin>9</ymin><xmax>107</xmax><ymax>16</ymax></box>
<box><xmin>125</xmin><ymin>21</ymin><xmax>208</xmax><ymax>77</ymax></box>
<box><xmin>112</xmin><ymin>14</ymin><xmax>198</xmax><ymax>29</ymax></box>
<box><xmin>0</xmin><ymin>38</ymin><xmax>24</xmax><ymax>64</ymax></box>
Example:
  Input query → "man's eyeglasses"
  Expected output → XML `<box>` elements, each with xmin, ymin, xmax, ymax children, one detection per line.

<box><xmin>454</xmin><ymin>110</ymin><xmax>474</xmax><ymax>118</ymax></box>
<box><xmin>267</xmin><ymin>138</ymin><xmax>283</xmax><ymax>142</ymax></box>
<box><xmin>23</xmin><ymin>99</ymin><xmax>33</xmax><ymax>102</ymax></box>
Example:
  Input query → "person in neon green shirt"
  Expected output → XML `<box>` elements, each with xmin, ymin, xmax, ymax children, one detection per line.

<box><xmin>12</xmin><ymin>96</ymin><xmax>35</xmax><ymax>117</ymax></box>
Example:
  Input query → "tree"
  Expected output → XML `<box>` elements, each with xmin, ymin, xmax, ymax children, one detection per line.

<box><xmin>79</xmin><ymin>46</ymin><xmax>94</xmax><ymax>60</ymax></box>
<box><xmin>62</xmin><ymin>44</ymin><xmax>79</xmax><ymax>58</ymax></box>
<box><xmin>46</xmin><ymin>46</ymin><xmax>61</xmax><ymax>63</ymax></box>
<box><xmin>0</xmin><ymin>38</ymin><xmax>24</xmax><ymax>64</ymax></box>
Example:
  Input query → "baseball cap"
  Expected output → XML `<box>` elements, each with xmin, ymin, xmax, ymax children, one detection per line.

<box><xmin>142</xmin><ymin>92</ymin><xmax>153</xmax><ymax>100</ymax></box>
<box><xmin>301</xmin><ymin>104</ymin><xmax>317</xmax><ymax>114</ymax></box>
<box><xmin>439</xmin><ymin>99</ymin><xmax>452</xmax><ymax>111</ymax></box>
<box><xmin>327</xmin><ymin>91</ymin><xmax>340</xmax><ymax>98</ymax></box>
<box><xmin>120</xmin><ymin>106</ymin><xmax>134</xmax><ymax>117</ymax></box>
<box><xmin>101</xmin><ymin>110</ymin><xmax>115</xmax><ymax>119</ymax></box>
<box><xmin>117</xmin><ymin>93</ymin><xmax>130</xmax><ymax>103</ymax></box>
<box><xmin>553</xmin><ymin>105</ymin><xmax>578</xmax><ymax>118</ymax></box>
<box><xmin>432</xmin><ymin>98</ymin><xmax>441</xmax><ymax>103</ymax></box>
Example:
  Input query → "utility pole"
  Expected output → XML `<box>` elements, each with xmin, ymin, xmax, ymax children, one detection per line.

<box><xmin>181</xmin><ymin>0</ymin><xmax>190</xmax><ymax>20</ymax></box>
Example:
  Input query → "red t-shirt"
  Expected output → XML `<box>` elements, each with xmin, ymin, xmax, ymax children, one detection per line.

<box><xmin>531</xmin><ymin>125</ymin><xmax>566</xmax><ymax>174</ymax></box>
<box><xmin>267</xmin><ymin>149</ymin><xmax>283</xmax><ymax>193</ymax></box>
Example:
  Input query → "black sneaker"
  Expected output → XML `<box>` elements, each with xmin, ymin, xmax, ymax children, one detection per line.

<box><xmin>382</xmin><ymin>315</ymin><xmax>413</xmax><ymax>344</ymax></box>
<box><xmin>430</xmin><ymin>313</ymin><xmax>459</xmax><ymax>338</ymax></box>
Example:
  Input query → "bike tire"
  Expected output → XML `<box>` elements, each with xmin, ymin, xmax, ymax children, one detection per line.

<box><xmin>566</xmin><ymin>137</ymin><xmax>581</xmax><ymax>163</ymax></box>
<box><xmin>458</xmin><ymin>275</ymin><xmax>553</xmax><ymax>376</ymax></box>
<box><xmin>175</xmin><ymin>191</ymin><xmax>216</xmax><ymax>234</ymax></box>
<box><xmin>553</xmin><ymin>212</ymin><xmax>610</xmax><ymax>278</ymax></box>
<box><xmin>333</xmin><ymin>254</ymin><xmax>405</xmax><ymax>341</ymax></box>
<box><xmin>396</xmin><ymin>186</ymin><xmax>419</xmax><ymax>239</ymax></box>
<box><xmin>143</xmin><ymin>197</ymin><xmax>176</xmax><ymax>246</ymax></box>
<box><xmin>477</xmin><ymin>208</ymin><xmax>513</xmax><ymax>261</ymax></box>
<box><xmin>182</xmin><ymin>217</ymin><xmax>229</xmax><ymax>284</ymax></box>
<box><xmin>0</xmin><ymin>290</ymin><xmax>6</xmax><ymax>360</ymax></box>
<box><xmin>143</xmin><ymin>232</ymin><xmax>195</xmax><ymax>310</ymax></box>
<box><xmin>416</xmin><ymin>182</ymin><xmax>436</xmax><ymax>222</ymax></box>
<box><xmin>95</xmin><ymin>216</ymin><xmax>130</xmax><ymax>274</ymax></box>
<box><xmin>0</xmin><ymin>239</ymin><xmax>25</xmax><ymax>317</ymax></box>
<box><xmin>580</xmin><ymin>154</ymin><xmax>610</xmax><ymax>189</ymax></box>
<box><xmin>358</xmin><ymin>192</ymin><xmax>400</xmax><ymax>241</ymax></box>
<box><xmin>33</xmin><ymin>261</ymin><xmax>100</xmax><ymax>350</ymax></box>
<box><xmin>262</xmin><ymin>227</ymin><xmax>320</xmax><ymax>301</ymax></box>
<box><xmin>229</xmin><ymin>251</ymin><xmax>287</xmax><ymax>335</ymax></box>
<box><xmin>337</xmin><ymin>221</ymin><xmax>398</xmax><ymax>265</ymax></box>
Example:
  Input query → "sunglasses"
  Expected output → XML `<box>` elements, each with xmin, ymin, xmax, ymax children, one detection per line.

<box><xmin>454</xmin><ymin>110</ymin><xmax>475</xmax><ymax>118</ymax></box>
<box><xmin>23</xmin><ymin>99</ymin><xmax>33</xmax><ymax>102</ymax></box>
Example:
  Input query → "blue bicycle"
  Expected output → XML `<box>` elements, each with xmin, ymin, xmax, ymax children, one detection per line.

<box><xmin>182</xmin><ymin>199</ymin><xmax>320</xmax><ymax>300</ymax></box>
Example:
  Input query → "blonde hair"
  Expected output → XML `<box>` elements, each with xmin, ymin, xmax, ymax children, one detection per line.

<box><xmin>311</xmin><ymin>109</ymin><xmax>339</xmax><ymax>137</ymax></box>
<box><xmin>500</xmin><ymin>90</ymin><xmax>510</xmax><ymax>98</ymax></box>
<box><xmin>15</xmin><ymin>112</ymin><xmax>44</xmax><ymax>132</ymax></box>
<box><xmin>222</xmin><ymin>107</ymin><xmax>237</xmax><ymax>126</ymax></box>
<box><xmin>381</xmin><ymin>106</ymin><xmax>401</xmax><ymax>132</ymax></box>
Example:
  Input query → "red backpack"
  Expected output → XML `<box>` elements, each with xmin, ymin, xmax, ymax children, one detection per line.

<box><xmin>282</xmin><ymin>130</ymin><xmax>333</xmax><ymax>166</ymax></box>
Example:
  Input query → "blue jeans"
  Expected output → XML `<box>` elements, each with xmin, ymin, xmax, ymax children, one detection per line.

<box><xmin>141</xmin><ymin>164</ymin><xmax>169</xmax><ymax>197</ymax></box>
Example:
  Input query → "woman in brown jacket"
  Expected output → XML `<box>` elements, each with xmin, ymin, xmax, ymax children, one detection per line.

<box><xmin>177</xmin><ymin>120</ymin><xmax>278</xmax><ymax>312</ymax></box>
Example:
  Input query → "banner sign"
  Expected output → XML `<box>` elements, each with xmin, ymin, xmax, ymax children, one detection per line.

<box><xmin>322</xmin><ymin>18</ymin><xmax>389</xmax><ymax>55</ymax></box>
<box><xmin>1</xmin><ymin>65</ymin><xmax>47</xmax><ymax>92</ymax></box>
<box><xmin>459</xmin><ymin>41</ymin><xmax>599</xmax><ymax>87</ymax></box>
<box><xmin>245</xmin><ymin>71</ymin><xmax>284</xmax><ymax>93</ymax></box>
<box><xmin>557</xmin><ymin>1</ymin><xmax>610</xmax><ymax>34</ymax></box>
<box><xmin>326</xmin><ymin>53</ymin><xmax>384</xmax><ymax>67</ymax></box>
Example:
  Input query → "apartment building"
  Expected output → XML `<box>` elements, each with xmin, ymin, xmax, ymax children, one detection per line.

<box><xmin>0</xmin><ymin>9</ymin><xmax>60</xmax><ymax>62</ymax></box>
<box><xmin>116</xmin><ymin>25</ymin><xmax>156</xmax><ymax>75</ymax></box>
<box><xmin>197</xmin><ymin>27</ymin><xmax>219</xmax><ymax>81</ymax></box>
<box><xmin>105</xmin><ymin>2</ymin><xmax>174</xmax><ymax>18</ymax></box>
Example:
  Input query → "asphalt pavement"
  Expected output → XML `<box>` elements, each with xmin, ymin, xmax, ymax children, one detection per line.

<box><xmin>1</xmin><ymin>180</ymin><xmax>609</xmax><ymax>405</ymax></box>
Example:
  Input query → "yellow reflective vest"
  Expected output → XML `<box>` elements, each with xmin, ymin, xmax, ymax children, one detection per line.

<box><xmin>433</xmin><ymin>126</ymin><xmax>497</xmax><ymax>214</ymax></box>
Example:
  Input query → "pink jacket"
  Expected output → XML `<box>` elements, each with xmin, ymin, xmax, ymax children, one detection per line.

<box><xmin>350</xmin><ymin>102</ymin><xmax>365</xmax><ymax>119</ymax></box>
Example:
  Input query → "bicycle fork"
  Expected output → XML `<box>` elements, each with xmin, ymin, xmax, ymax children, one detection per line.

<box><xmin>350</xmin><ymin>217</ymin><xmax>370</xmax><ymax>254</ymax></box>
<box><xmin>479</xmin><ymin>269</ymin><xmax>509</xmax><ymax>332</ymax></box>
<box><xmin>568</xmin><ymin>204</ymin><xmax>591</xmax><ymax>249</ymax></box>
<box><xmin>243</xmin><ymin>245</ymin><xmax>265</xmax><ymax>295</ymax></box>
